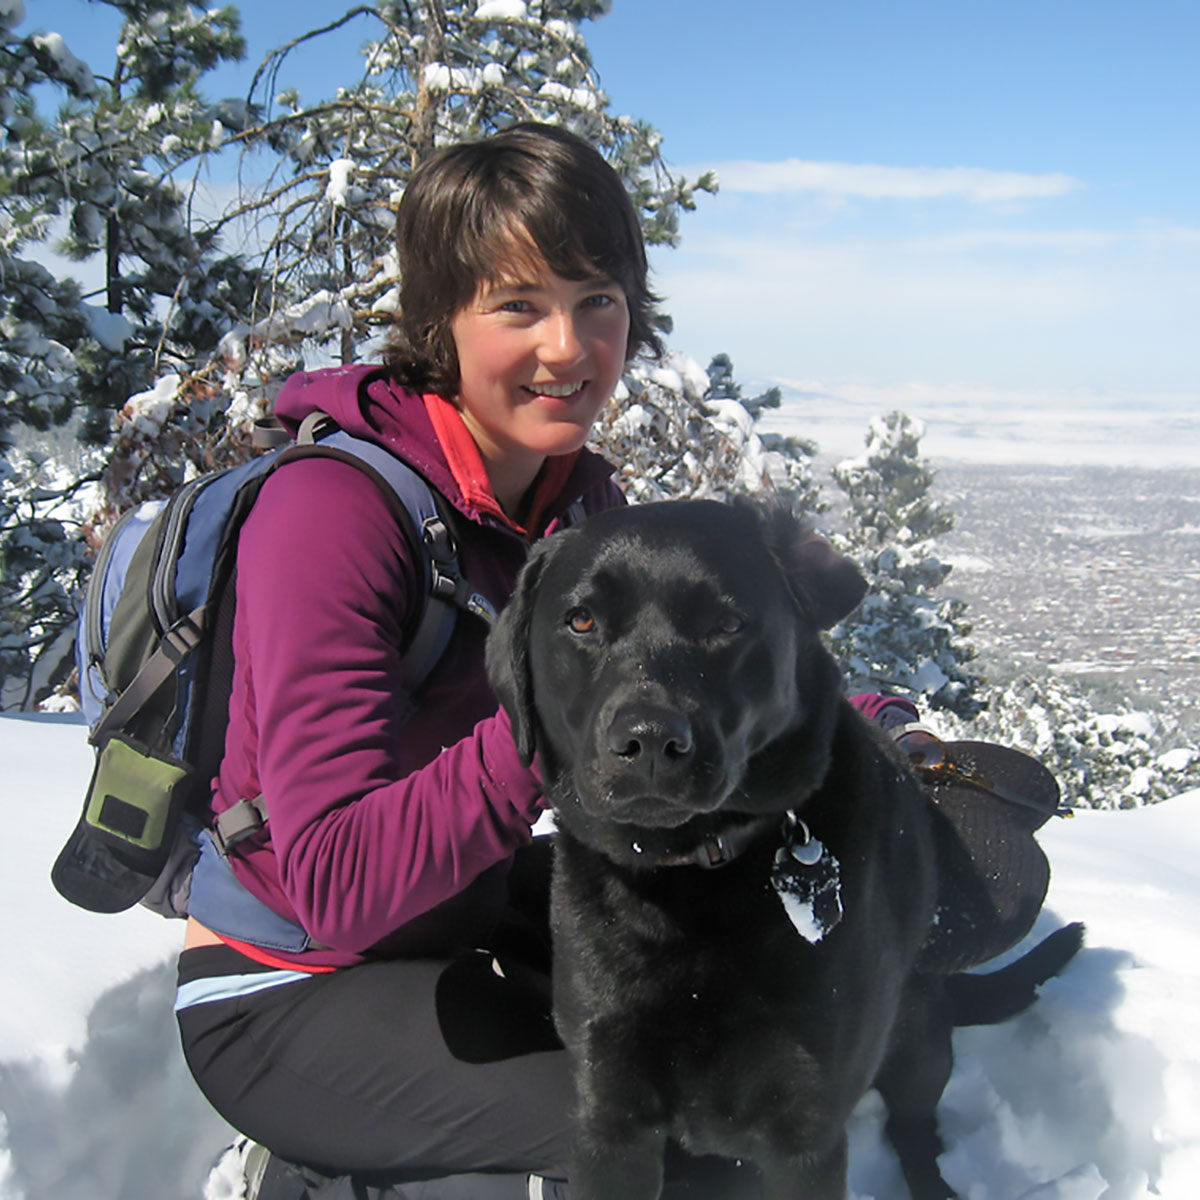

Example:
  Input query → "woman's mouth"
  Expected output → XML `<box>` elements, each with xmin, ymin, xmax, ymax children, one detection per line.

<box><xmin>522</xmin><ymin>381</ymin><xmax>587</xmax><ymax>399</ymax></box>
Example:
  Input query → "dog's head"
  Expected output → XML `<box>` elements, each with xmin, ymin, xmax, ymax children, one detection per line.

<box><xmin>487</xmin><ymin>498</ymin><xmax>867</xmax><ymax>866</ymax></box>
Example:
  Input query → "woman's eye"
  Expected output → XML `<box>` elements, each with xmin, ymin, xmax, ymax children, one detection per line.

<box><xmin>567</xmin><ymin>608</ymin><xmax>596</xmax><ymax>634</ymax></box>
<box><xmin>500</xmin><ymin>299</ymin><xmax>532</xmax><ymax>314</ymax></box>
<box><xmin>581</xmin><ymin>293</ymin><xmax>615</xmax><ymax>309</ymax></box>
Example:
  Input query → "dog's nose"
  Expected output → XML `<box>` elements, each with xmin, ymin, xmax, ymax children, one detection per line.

<box><xmin>606</xmin><ymin>704</ymin><xmax>695</xmax><ymax>776</ymax></box>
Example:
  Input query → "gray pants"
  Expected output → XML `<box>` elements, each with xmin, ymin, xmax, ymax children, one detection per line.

<box><xmin>178</xmin><ymin>945</ymin><xmax>754</xmax><ymax>1198</ymax></box>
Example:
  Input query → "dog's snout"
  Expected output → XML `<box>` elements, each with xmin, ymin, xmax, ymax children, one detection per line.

<box><xmin>607</xmin><ymin>704</ymin><xmax>695</xmax><ymax>772</ymax></box>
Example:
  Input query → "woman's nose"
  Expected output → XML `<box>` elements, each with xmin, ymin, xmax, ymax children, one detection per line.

<box><xmin>539</xmin><ymin>310</ymin><xmax>585</xmax><ymax>365</ymax></box>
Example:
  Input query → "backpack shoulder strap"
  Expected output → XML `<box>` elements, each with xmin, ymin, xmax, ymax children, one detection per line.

<box><xmin>210</xmin><ymin>418</ymin><xmax>497</xmax><ymax>856</ymax></box>
<box><xmin>89</xmin><ymin>608</ymin><xmax>206</xmax><ymax>746</ymax></box>
<box><xmin>560</xmin><ymin>498</ymin><xmax>587</xmax><ymax>528</ymax></box>
<box><xmin>277</xmin><ymin>412</ymin><xmax>497</xmax><ymax>692</ymax></box>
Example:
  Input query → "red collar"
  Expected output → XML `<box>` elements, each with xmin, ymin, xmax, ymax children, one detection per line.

<box><xmin>422</xmin><ymin>393</ymin><xmax>581</xmax><ymax>539</ymax></box>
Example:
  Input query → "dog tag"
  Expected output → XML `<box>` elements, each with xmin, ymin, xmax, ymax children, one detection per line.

<box><xmin>771</xmin><ymin>826</ymin><xmax>843</xmax><ymax>944</ymax></box>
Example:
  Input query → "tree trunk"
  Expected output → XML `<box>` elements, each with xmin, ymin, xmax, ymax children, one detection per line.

<box><xmin>106</xmin><ymin>212</ymin><xmax>122</xmax><ymax>314</ymax></box>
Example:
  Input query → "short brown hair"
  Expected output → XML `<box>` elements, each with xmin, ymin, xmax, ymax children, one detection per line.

<box><xmin>384</xmin><ymin>123</ymin><xmax>661</xmax><ymax>397</ymax></box>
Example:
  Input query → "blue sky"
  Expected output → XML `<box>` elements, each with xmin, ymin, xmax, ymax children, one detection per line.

<box><xmin>587</xmin><ymin>1</ymin><xmax>1199</xmax><ymax>393</ymax></box>
<box><xmin>21</xmin><ymin>1</ymin><xmax>1200</xmax><ymax>462</ymax></box>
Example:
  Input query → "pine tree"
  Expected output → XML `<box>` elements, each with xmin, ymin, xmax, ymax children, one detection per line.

<box><xmin>829</xmin><ymin>411</ymin><xmax>981</xmax><ymax>716</ymax></box>
<box><xmin>2</xmin><ymin>8</ymin><xmax>78</xmax><ymax>703</ymax></box>
<box><xmin>1</xmin><ymin>4</ymin><xmax>107</xmax><ymax>706</ymax></box>
<box><xmin>20</xmin><ymin>1</ymin><xmax>250</xmax><ymax>436</ymax></box>
<box><xmin>84</xmin><ymin>1</ymin><xmax>728</xmax><ymax>544</ymax></box>
<box><xmin>200</xmin><ymin>0</ymin><xmax>716</xmax><ymax>375</ymax></box>
<box><xmin>6</xmin><ymin>1</ymin><xmax>724</xmax><ymax>707</ymax></box>
<box><xmin>703</xmin><ymin>353</ymin><xmax>821</xmax><ymax>509</ymax></box>
<box><xmin>1</xmin><ymin>1</ymin><xmax>253</xmax><ymax>705</ymax></box>
<box><xmin>591</xmin><ymin>352</ymin><xmax>818</xmax><ymax>505</ymax></box>
<box><xmin>87</xmin><ymin>2</ymin><xmax>721</xmax><ymax>525</ymax></box>
<box><xmin>960</xmin><ymin>673</ymin><xmax>1200</xmax><ymax>809</ymax></box>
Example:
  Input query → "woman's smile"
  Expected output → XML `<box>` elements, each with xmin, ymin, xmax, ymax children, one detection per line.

<box><xmin>522</xmin><ymin>380</ymin><xmax>588</xmax><ymax>399</ymax></box>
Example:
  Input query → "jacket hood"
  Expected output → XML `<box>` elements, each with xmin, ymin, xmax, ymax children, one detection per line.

<box><xmin>274</xmin><ymin>363</ymin><xmax>459</xmax><ymax>506</ymax></box>
<box><xmin>275</xmin><ymin>363</ymin><xmax>399</xmax><ymax>442</ymax></box>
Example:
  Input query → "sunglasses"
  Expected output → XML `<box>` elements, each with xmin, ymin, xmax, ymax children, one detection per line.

<box><xmin>893</xmin><ymin>726</ymin><xmax>1072</xmax><ymax>820</ymax></box>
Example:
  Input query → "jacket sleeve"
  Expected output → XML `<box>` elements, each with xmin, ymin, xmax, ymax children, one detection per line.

<box><xmin>223</xmin><ymin>457</ymin><xmax>544</xmax><ymax>953</ymax></box>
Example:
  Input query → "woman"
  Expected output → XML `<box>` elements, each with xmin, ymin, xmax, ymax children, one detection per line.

<box><xmin>176</xmin><ymin>124</ymin><xmax>748</xmax><ymax>1198</ymax></box>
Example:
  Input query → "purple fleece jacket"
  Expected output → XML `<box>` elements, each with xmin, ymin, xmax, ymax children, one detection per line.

<box><xmin>212</xmin><ymin>365</ymin><xmax>623</xmax><ymax>967</ymax></box>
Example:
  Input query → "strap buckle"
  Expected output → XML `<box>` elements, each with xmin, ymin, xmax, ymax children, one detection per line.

<box><xmin>212</xmin><ymin>795</ymin><xmax>269</xmax><ymax>856</ymax></box>
<box><xmin>423</xmin><ymin>515</ymin><xmax>498</xmax><ymax>626</ymax></box>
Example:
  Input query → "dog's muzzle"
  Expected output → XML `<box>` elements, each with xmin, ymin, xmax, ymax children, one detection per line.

<box><xmin>583</xmin><ymin>700</ymin><xmax>738</xmax><ymax>820</ymax></box>
<box><xmin>606</xmin><ymin>702</ymin><xmax>695</xmax><ymax>776</ymax></box>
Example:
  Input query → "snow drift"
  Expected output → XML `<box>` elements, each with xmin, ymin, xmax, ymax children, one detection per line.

<box><xmin>2</xmin><ymin>714</ymin><xmax>1198</xmax><ymax>1199</ymax></box>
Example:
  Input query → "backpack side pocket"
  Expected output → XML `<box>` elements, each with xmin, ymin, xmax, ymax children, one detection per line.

<box><xmin>83</xmin><ymin>733</ymin><xmax>193</xmax><ymax>876</ymax></box>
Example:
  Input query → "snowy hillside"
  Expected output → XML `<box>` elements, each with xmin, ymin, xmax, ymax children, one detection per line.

<box><xmin>3</xmin><ymin>714</ymin><xmax>1199</xmax><ymax>1199</ymax></box>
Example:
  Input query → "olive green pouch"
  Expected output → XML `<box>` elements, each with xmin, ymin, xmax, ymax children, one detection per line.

<box><xmin>82</xmin><ymin>733</ymin><xmax>192</xmax><ymax>876</ymax></box>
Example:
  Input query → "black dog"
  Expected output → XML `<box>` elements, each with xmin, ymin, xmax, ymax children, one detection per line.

<box><xmin>487</xmin><ymin>498</ymin><xmax>1081</xmax><ymax>1200</ymax></box>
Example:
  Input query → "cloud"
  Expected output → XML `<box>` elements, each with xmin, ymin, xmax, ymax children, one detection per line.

<box><xmin>647</xmin><ymin>210</ymin><xmax>1200</xmax><ymax>405</ymax></box>
<box><xmin>696</xmin><ymin>159</ymin><xmax>1081</xmax><ymax>204</ymax></box>
<box><xmin>655</xmin><ymin>230</ymin><xmax>1108</xmax><ymax>326</ymax></box>
<box><xmin>900</xmin><ymin>229</ymin><xmax>1120</xmax><ymax>254</ymax></box>
<box><xmin>900</xmin><ymin>225</ymin><xmax>1200</xmax><ymax>254</ymax></box>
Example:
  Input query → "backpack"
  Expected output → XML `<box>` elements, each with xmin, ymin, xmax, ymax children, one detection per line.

<box><xmin>52</xmin><ymin>410</ymin><xmax>496</xmax><ymax>925</ymax></box>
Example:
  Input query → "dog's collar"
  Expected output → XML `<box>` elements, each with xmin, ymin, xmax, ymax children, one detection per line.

<box><xmin>648</xmin><ymin>814</ymin><xmax>780</xmax><ymax>869</ymax></box>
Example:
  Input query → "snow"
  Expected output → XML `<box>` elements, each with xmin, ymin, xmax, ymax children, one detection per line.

<box><xmin>941</xmin><ymin>553</ymin><xmax>995</xmax><ymax>575</ymax></box>
<box><xmin>545</xmin><ymin>20</ymin><xmax>583</xmax><ymax>45</ymax></box>
<box><xmin>324</xmin><ymin>158</ymin><xmax>355</xmax><ymax>208</ymax></box>
<box><xmin>422</xmin><ymin>62</ymin><xmax>502</xmax><ymax>93</ymax></box>
<box><xmin>1159</xmin><ymin>749</ymin><xmax>1197</xmax><ymax>773</ymax></box>
<box><xmin>475</xmin><ymin>0</ymin><xmax>527</xmax><ymax>18</ymax></box>
<box><xmin>120</xmin><ymin>374</ymin><xmax>179</xmax><ymax>438</ymax></box>
<box><xmin>371</xmin><ymin>285</ymin><xmax>402</xmax><ymax>314</ymax></box>
<box><xmin>759</xmin><ymin>381</ymin><xmax>1199</xmax><ymax>470</ymax></box>
<box><xmin>773</xmin><ymin>839</ymin><xmax>843</xmax><ymax>945</ymax></box>
<box><xmin>218</xmin><ymin>291</ymin><xmax>353</xmax><ymax>360</ymax></box>
<box><xmin>1094</xmin><ymin>713</ymin><xmax>1157</xmax><ymax>740</ymax></box>
<box><xmin>537</xmin><ymin>81</ymin><xmax>600</xmax><ymax>110</ymax></box>
<box><xmin>30</xmin><ymin>33</ymin><xmax>96</xmax><ymax>98</ymax></box>
<box><xmin>1</xmin><ymin>715</ymin><xmax>230</xmax><ymax>1200</ymax></box>
<box><xmin>4</xmin><ymin>714</ymin><xmax>1200</xmax><ymax>1198</ymax></box>
<box><xmin>1</xmin><ymin>718</ymin><xmax>180</xmax><ymax>1067</ymax></box>
<box><xmin>82</xmin><ymin>305</ymin><xmax>134</xmax><ymax>353</ymax></box>
<box><xmin>777</xmin><ymin>889</ymin><xmax>830</xmax><ymax>944</ymax></box>
<box><xmin>907</xmin><ymin>657</ymin><xmax>951</xmax><ymax>694</ymax></box>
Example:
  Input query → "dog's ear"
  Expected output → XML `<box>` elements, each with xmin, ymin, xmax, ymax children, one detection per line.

<box><xmin>486</xmin><ymin>543</ymin><xmax>553</xmax><ymax>765</ymax></box>
<box><xmin>751</xmin><ymin>499</ymin><xmax>868</xmax><ymax>630</ymax></box>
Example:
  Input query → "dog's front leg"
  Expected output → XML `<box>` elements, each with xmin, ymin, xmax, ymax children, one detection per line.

<box><xmin>757</xmin><ymin>1136</ymin><xmax>848</xmax><ymax>1200</ymax></box>
<box><xmin>565</xmin><ymin>1029</ymin><xmax>670</xmax><ymax>1200</ymax></box>
<box><xmin>570</xmin><ymin>1119</ymin><xmax>667</xmax><ymax>1200</ymax></box>
<box><xmin>874</xmin><ymin>974</ymin><xmax>958</xmax><ymax>1200</ymax></box>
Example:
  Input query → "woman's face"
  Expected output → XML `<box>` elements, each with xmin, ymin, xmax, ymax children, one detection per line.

<box><xmin>450</xmin><ymin>253</ymin><xmax>630</xmax><ymax>481</ymax></box>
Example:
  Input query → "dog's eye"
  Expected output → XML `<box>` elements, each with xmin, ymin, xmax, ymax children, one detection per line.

<box><xmin>715</xmin><ymin>610</ymin><xmax>745</xmax><ymax>635</ymax></box>
<box><xmin>567</xmin><ymin>607</ymin><xmax>596</xmax><ymax>634</ymax></box>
